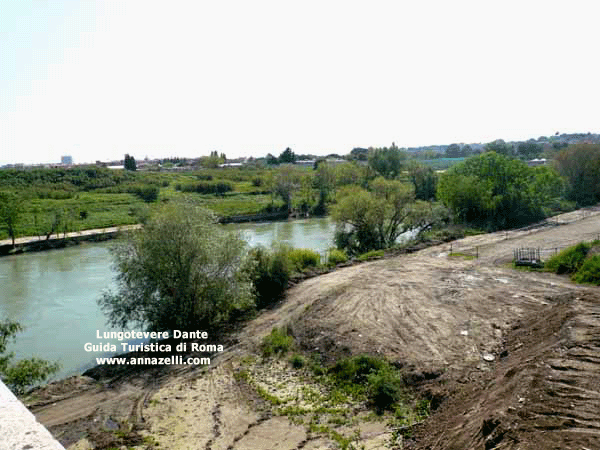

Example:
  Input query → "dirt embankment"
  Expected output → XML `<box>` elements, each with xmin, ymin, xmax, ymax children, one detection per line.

<box><xmin>30</xmin><ymin>209</ymin><xmax>600</xmax><ymax>449</ymax></box>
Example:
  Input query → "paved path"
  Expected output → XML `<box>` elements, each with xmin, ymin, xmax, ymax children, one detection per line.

<box><xmin>0</xmin><ymin>224</ymin><xmax>141</xmax><ymax>247</ymax></box>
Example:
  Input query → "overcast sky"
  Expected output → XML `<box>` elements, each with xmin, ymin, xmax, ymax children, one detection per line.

<box><xmin>1</xmin><ymin>1</ymin><xmax>599</xmax><ymax>165</ymax></box>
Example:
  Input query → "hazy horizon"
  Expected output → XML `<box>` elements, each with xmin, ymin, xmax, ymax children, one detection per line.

<box><xmin>2</xmin><ymin>1</ymin><xmax>600</xmax><ymax>166</ymax></box>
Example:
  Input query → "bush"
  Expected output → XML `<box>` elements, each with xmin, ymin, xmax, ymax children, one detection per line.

<box><xmin>249</xmin><ymin>246</ymin><xmax>291</xmax><ymax>309</ymax></box>
<box><xmin>356</xmin><ymin>250</ymin><xmax>384</xmax><ymax>261</ymax></box>
<box><xmin>175</xmin><ymin>181</ymin><xmax>233</xmax><ymax>195</ymax></box>
<box><xmin>289</xmin><ymin>353</ymin><xmax>306</xmax><ymax>368</ymax></box>
<box><xmin>261</xmin><ymin>327</ymin><xmax>294</xmax><ymax>357</ymax></box>
<box><xmin>330</xmin><ymin>354</ymin><xmax>388</xmax><ymax>385</ymax></box>
<box><xmin>0</xmin><ymin>320</ymin><xmax>59</xmax><ymax>395</ymax></box>
<box><xmin>326</xmin><ymin>248</ymin><xmax>347</xmax><ymax>266</ymax></box>
<box><xmin>287</xmin><ymin>248</ymin><xmax>320</xmax><ymax>271</ymax></box>
<box><xmin>572</xmin><ymin>255</ymin><xmax>600</xmax><ymax>284</ymax></box>
<box><xmin>545</xmin><ymin>242</ymin><xmax>591</xmax><ymax>274</ymax></box>
<box><xmin>367</xmin><ymin>369</ymin><xmax>405</xmax><ymax>413</ymax></box>
<box><xmin>128</xmin><ymin>184</ymin><xmax>159</xmax><ymax>202</ymax></box>
<box><xmin>329</xmin><ymin>354</ymin><xmax>405</xmax><ymax>412</ymax></box>
<box><xmin>98</xmin><ymin>202</ymin><xmax>254</xmax><ymax>332</ymax></box>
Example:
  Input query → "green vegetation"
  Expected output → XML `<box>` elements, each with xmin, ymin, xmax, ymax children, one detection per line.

<box><xmin>437</xmin><ymin>152</ymin><xmax>565</xmax><ymax>230</ymax></box>
<box><xmin>287</xmin><ymin>248</ymin><xmax>321</xmax><ymax>271</ymax></box>
<box><xmin>356</xmin><ymin>250</ymin><xmax>384</xmax><ymax>261</ymax></box>
<box><xmin>261</xmin><ymin>327</ymin><xmax>294</xmax><ymax>357</ymax></box>
<box><xmin>98</xmin><ymin>201</ymin><xmax>254</xmax><ymax>332</ymax></box>
<box><xmin>0</xmin><ymin>320</ymin><xmax>59</xmax><ymax>395</ymax></box>
<box><xmin>248</xmin><ymin>245</ymin><xmax>291</xmax><ymax>309</ymax></box>
<box><xmin>554</xmin><ymin>143</ymin><xmax>600</xmax><ymax>206</ymax></box>
<box><xmin>332</xmin><ymin>177</ymin><xmax>441</xmax><ymax>255</ymax></box>
<box><xmin>572</xmin><ymin>255</ymin><xmax>600</xmax><ymax>284</ymax></box>
<box><xmin>542</xmin><ymin>240</ymin><xmax>600</xmax><ymax>285</ymax></box>
<box><xmin>326</xmin><ymin>248</ymin><xmax>348</xmax><ymax>266</ymax></box>
<box><xmin>544</xmin><ymin>242</ymin><xmax>592</xmax><ymax>274</ymax></box>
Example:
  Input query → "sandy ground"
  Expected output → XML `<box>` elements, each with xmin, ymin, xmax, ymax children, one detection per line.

<box><xmin>29</xmin><ymin>208</ymin><xmax>600</xmax><ymax>449</ymax></box>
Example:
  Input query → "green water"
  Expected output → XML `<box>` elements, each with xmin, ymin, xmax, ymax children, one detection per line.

<box><xmin>0</xmin><ymin>217</ymin><xmax>338</xmax><ymax>379</ymax></box>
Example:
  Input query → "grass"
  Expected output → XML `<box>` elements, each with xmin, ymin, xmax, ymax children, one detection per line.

<box><xmin>448</xmin><ymin>252</ymin><xmax>476</xmax><ymax>260</ymax></box>
<box><xmin>261</xmin><ymin>327</ymin><xmax>294</xmax><ymax>357</ymax></box>
<box><xmin>356</xmin><ymin>250</ymin><xmax>384</xmax><ymax>261</ymax></box>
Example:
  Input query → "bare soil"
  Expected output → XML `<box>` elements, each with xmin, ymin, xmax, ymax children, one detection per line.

<box><xmin>29</xmin><ymin>208</ymin><xmax>600</xmax><ymax>449</ymax></box>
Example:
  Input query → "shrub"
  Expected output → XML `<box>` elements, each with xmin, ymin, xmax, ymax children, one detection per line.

<box><xmin>261</xmin><ymin>327</ymin><xmax>294</xmax><ymax>357</ymax></box>
<box><xmin>249</xmin><ymin>246</ymin><xmax>291</xmax><ymax>309</ymax></box>
<box><xmin>367</xmin><ymin>370</ymin><xmax>405</xmax><ymax>413</ymax></box>
<box><xmin>252</xmin><ymin>177</ymin><xmax>263</xmax><ymax>187</ymax></box>
<box><xmin>0</xmin><ymin>320</ymin><xmax>59</xmax><ymax>395</ymax></box>
<box><xmin>544</xmin><ymin>242</ymin><xmax>591</xmax><ymax>274</ymax></box>
<box><xmin>289</xmin><ymin>353</ymin><xmax>306</xmax><ymax>369</ymax></box>
<box><xmin>328</xmin><ymin>354</ymin><xmax>405</xmax><ymax>412</ymax></box>
<box><xmin>128</xmin><ymin>184</ymin><xmax>159</xmax><ymax>202</ymax></box>
<box><xmin>176</xmin><ymin>181</ymin><xmax>233</xmax><ymax>195</ymax></box>
<box><xmin>356</xmin><ymin>249</ymin><xmax>384</xmax><ymax>261</ymax></box>
<box><xmin>330</xmin><ymin>354</ymin><xmax>388</xmax><ymax>385</ymax></box>
<box><xmin>287</xmin><ymin>248</ymin><xmax>320</xmax><ymax>271</ymax></box>
<box><xmin>572</xmin><ymin>255</ymin><xmax>600</xmax><ymax>284</ymax></box>
<box><xmin>326</xmin><ymin>248</ymin><xmax>347</xmax><ymax>266</ymax></box>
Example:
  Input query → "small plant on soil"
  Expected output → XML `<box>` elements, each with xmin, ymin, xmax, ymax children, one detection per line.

<box><xmin>261</xmin><ymin>327</ymin><xmax>294</xmax><ymax>357</ymax></box>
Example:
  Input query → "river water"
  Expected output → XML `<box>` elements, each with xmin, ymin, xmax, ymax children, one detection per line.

<box><xmin>0</xmin><ymin>217</ymin><xmax>337</xmax><ymax>379</ymax></box>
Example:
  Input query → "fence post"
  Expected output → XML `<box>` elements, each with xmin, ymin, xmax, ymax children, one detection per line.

<box><xmin>476</xmin><ymin>246</ymin><xmax>479</xmax><ymax>259</ymax></box>
<box><xmin>450</xmin><ymin>243</ymin><xmax>452</xmax><ymax>254</ymax></box>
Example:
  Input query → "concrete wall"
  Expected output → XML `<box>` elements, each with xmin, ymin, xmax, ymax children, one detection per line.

<box><xmin>0</xmin><ymin>380</ymin><xmax>65</xmax><ymax>450</ymax></box>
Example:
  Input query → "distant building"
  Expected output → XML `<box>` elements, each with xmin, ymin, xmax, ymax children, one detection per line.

<box><xmin>61</xmin><ymin>155</ymin><xmax>73</xmax><ymax>165</ymax></box>
<box><xmin>527</xmin><ymin>158</ymin><xmax>547</xmax><ymax>167</ymax></box>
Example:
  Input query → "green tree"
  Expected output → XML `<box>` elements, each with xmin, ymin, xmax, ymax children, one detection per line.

<box><xmin>0</xmin><ymin>320</ymin><xmax>59</xmax><ymax>395</ymax></box>
<box><xmin>445</xmin><ymin>144</ymin><xmax>462</xmax><ymax>158</ymax></box>
<box><xmin>0</xmin><ymin>192</ymin><xmax>21</xmax><ymax>246</ymax></box>
<box><xmin>368</xmin><ymin>145</ymin><xmax>407</xmax><ymax>179</ymax></box>
<box><xmin>332</xmin><ymin>178</ymin><xmax>435</xmax><ymax>254</ymax></box>
<box><xmin>554</xmin><ymin>143</ymin><xmax>600</xmax><ymax>206</ymax></box>
<box><xmin>274</xmin><ymin>166</ymin><xmax>301</xmax><ymax>213</ymax></box>
<box><xmin>484</xmin><ymin>140</ymin><xmax>514</xmax><ymax>157</ymax></box>
<box><xmin>437</xmin><ymin>152</ymin><xmax>558</xmax><ymax>229</ymax></box>
<box><xmin>124</xmin><ymin>154</ymin><xmax>137</xmax><ymax>171</ymax></box>
<box><xmin>408</xmin><ymin>164</ymin><xmax>437</xmax><ymax>201</ymax></box>
<box><xmin>278</xmin><ymin>147</ymin><xmax>296</xmax><ymax>164</ymax></box>
<box><xmin>98</xmin><ymin>202</ymin><xmax>254</xmax><ymax>332</ymax></box>
<box><xmin>313</xmin><ymin>162</ymin><xmax>336</xmax><ymax>214</ymax></box>
<box><xmin>516</xmin><ymin>141</ymin><xmax>543</xmax><ymax>160</ymax></box>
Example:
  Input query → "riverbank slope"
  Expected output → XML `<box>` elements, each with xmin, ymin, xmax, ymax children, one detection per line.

<box><xmin>27</xmin><ymin>208</ymin><xmax>600</xmax><ymax>449</ymax></box>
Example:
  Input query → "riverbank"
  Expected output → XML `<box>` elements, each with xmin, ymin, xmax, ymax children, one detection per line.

<box><xmin>0</xmin><ymin>225</ymin><xmax>141</xmax><ymax>256</ymax></box>
<box><xmin>27</xmin><ymin>208</ymin><xmax>600</xmax><ymax>449</ymax></box>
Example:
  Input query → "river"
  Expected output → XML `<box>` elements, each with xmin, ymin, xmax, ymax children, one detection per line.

<box><xmin>0</xmin><ymin>217</ymin><xmax>338</xmax><ymax>379</ymax></box>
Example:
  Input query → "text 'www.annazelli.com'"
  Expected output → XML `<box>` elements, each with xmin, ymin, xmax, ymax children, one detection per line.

<box><xmin>95</xmin><ymin>356</ymin><xmax>211</xmax><ymax>366</ymax></box>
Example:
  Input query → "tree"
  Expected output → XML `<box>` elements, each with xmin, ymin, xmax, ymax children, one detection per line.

<box><xmin>445</xmin><ymin>144</ymin><xmax>462</xmax><ymax>158</ymax></box>
<box><xmin>0</xmin><ymin>192</ymin><xmax>21</xmax><ymax>246</ymax></box>
<box><xmin>0</xmin><ymin>320</ymin><xmax>59</xmax><ymax>395</ymax></box>
<box><xmin>278</xmin><ymin>147</ymin><xmax>296</xmax><ymax>164</ymax></box>
<box><xmin>124</xmin><ymin>154</ymin><xmax>137</xmax><ymax>171</ymax></box>
<box><xmin>554</xmin><ymin>143</ymin><xmax>600</xmax><ymax>206</ymax></box>
<box><xmin>437</xmin><ymin>152</ymin><xmax>559</xmax><ymax>229</ymax></box>
<box><xmin>274</xmin><ymin>166</ymin><xmax>301</xmax><ymax>213</ymax></box>
<box><xmin>98</xmin><ymin>202</ymin><xmax>254</xmax><ymax>332</ymax></box>
<box><xmin>484</xmin><ymin>140</ymin><xmax>514</xmax><ymax>157</ymax></box>
<box><xmin>516</xmin><ymin>141</ymin><xmax>543</xmax><ymax>160</ymax></box>
<box><xmin>408</xmin><ymin>164</ymin><xmax>437</xmax><ymax>201</ymax></box>
<box><xmin>368</xmin><ymin>145</ymin><xmax>407</xmax><ymax>179</ymax></box>
<box><xmin>313</xmin><ymin>162</ymin><xmax>337</xmax><ymax>215</ymax></box>
<box><xmin>332</xmin><ymin>178</ymin><xmax>435</xmax><ymax>254</ymax></box>
<box><xmin>266</xmin><ymin>153</ymin><xmax>279</xmax><ymax>166</ymax></box>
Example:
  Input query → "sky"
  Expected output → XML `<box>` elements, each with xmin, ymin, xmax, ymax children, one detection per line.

<box><xmin>1</xmin><ymin>1</ymin><xmax>600</xmax><ymax>165</ymax></box>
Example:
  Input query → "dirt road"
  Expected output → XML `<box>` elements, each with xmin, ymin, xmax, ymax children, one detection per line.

<box><xmin>30</xmin><ymin>209</ymin><xmax>600</xmax><ymax>449</ymax></box>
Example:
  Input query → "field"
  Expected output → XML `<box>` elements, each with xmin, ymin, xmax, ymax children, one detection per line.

<box><xmin>29</xmin><ymin>208</ymin><xmax>600</xmax><ymax>449</ymax></box>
